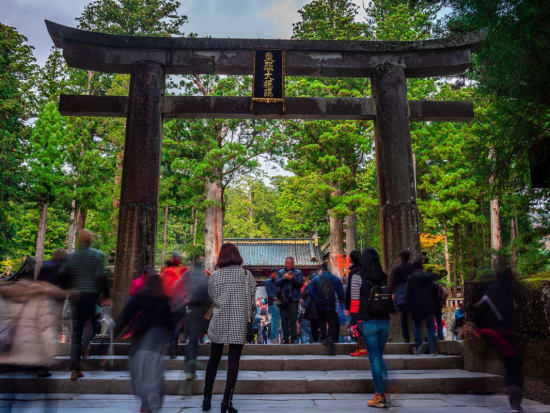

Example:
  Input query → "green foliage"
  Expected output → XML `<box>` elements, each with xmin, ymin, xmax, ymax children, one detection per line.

<box><xmin>0</xmin><ymin>23</ymin><xmax>37</xmax><ymax>256</ymax></box>
<box><xmin>28</xmin><ymin>102</ymin><xmax>69</xmax><ymax>203</ymax></box>
<box><xmin>76</xmin><ymin>0</ymin><xmax>188</xmax><ymax>35</ymax></box>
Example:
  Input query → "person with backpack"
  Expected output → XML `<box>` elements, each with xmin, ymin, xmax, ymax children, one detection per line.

<box><xmin>300</xmin><ymin>275</ymin><xmax>320</xmax><ymax>342</ymax></box>
<box><xmin>390</xmin><ymin>250</ymin><xmax>414</xmax><ymax>343</ymax></box>
<box><xmin>407</xmin><ymin>258</ymin><xmax>439</xmax><ymax>355</ymax></box>
<box><xmin>350</xmin><ymin>247</ymin><xmax>393</xmax><ymax>408</ymax></box>
<box><xmin>275</xmin><ymin>257</ymin><xmax>303</xmax><ymax>344</ymax></box>
<box><xmin>308</xmin><ymin>262</ymin><xmax>344</xmax><ymax>355</ymax></box>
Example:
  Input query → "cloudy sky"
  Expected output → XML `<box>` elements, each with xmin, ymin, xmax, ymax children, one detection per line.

<box><xmin>3</xmin><ymin>0</ymin><xmax>368</xmax><ymax>65</ymax></box>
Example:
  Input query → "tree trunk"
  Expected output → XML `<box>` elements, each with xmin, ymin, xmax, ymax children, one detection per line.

<box><xmin>34</xmin><ymin>198</ymin><xmax>48</xmax><ymax>278</ymax></box>
<box><xmin>76</xmin><ymin>206</ymin><xmax>86</xmax><ymax>232</ymax></box>
<box><xmin>490</xmin><ymin>198</ymin><xmax>502</xmax><ymax>268</ymax></box>
<box><xmin>452</xmin><ymin>224</ymin><xmax>459</xmax><ymax>296</ymax></box>
<box><xmin>345</xmin><ymin>213</ymin><xmax>357</xmax><ymax>254</ymax></box>
<box><xmin>113</xmin><ymin>62</ymin><xmax>164</xmax><ymax>315</ymax></box>
<box><xmin>204</xmin><ymin>174</ymin><xmax>223</xmax><ymax>272</ymax></box>
<box><xmin>161</xmin><ymin>205</ymin><xmax>168</xmax><ymax>266</ymax></box>
<box><xmin>329</xmin><ymin>188</ymin><xmax>345</xmax><ymax>279</ymax></box>
<box><xmin>510</xmin><ymin>216</ymin><xmax>519</xmax><ymax>270</ymax></box>
<box><xmin>67</xmin><ymin>198</ymin><xmax>77</xmax><ymax>253</ymax></box>
<box><xmin>370</xmin><ymin>63</ymin><xmax>421</xmax><ymax>274</ymax></box>
<box><xmin>488</xmin><ymin>148</ymin><xmax>502</xmax><ymax>268</ymax></box>
<box><xmin>192</xmin><ymin>208</ymin><xmax>198</xmax><ymax>246</ymax></box>
<box><xmin>443</xmin><ymin>219</ymin><xmax>451</xmax><ymax>285</ymax></box>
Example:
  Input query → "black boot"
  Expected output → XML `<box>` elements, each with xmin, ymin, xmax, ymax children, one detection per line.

<box><xmin>202</xmin><ymin>395</ymin><xmax>211</xmax><ymax>412</ymax></box>
<box><xmin>221</xmin><ymin>388</ymin><xmax>238</xmax><ymax>413</ymax></box>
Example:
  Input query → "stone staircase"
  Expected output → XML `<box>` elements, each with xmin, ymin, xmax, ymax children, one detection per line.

<box><xmin>0</xmin><ymin>342</ymin><xmax>503</xmax><ymax>395</ymax></box>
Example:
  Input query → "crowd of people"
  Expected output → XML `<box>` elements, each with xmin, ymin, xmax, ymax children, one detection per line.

<box><xmin>0</xmin><ymin>230</ymin><xmax>524</xmax><ymax>412</ymax></box>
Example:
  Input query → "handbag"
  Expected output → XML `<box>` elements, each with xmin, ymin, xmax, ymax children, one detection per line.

<box><xmin>244</xmin><ymin>269</ymin><xmax>255</xmax><ymax>343</ymax></box>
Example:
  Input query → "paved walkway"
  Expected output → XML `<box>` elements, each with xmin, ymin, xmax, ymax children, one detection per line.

<box><xmin>0</xmin><ymin>393</ymin><xmax>549</xmax><ymax>412</ymax></box>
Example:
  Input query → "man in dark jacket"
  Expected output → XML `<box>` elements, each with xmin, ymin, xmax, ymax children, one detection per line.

<box><xmin>406</xmin><ymin>258</ymin><xmax>438</xmax><ymax>355</ymax></box>
<box><xmin>275</xmin><ymin>257</ymin><xmax>303</xmax><ymax>343</ymax></box>
<box><xmin>264</xmin><ymin>270</ymin><xmax>281</xmax><ymax>342</ymax></box>
<box><xmin>309</xmin><ymin>263</ymin><xmax>344</xmax><ymax>355</ymax></box>
<box><xmin>58</xmin><ymin>230</ymin><xmax>110</xmax><ymax>380</ymax></box>
<box><xmin>390</xmin><ymin>250</ymin><xmax>414</xmax><ymax>343</ymax></box>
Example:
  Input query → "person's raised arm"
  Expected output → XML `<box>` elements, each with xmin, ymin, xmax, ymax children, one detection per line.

<box><xmin>274</xmin><ymin>269</ymin><xmax>285</xmax><ymax>286</ymax></box>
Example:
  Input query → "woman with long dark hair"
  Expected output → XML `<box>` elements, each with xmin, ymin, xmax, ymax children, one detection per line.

<box><xmin>114</xmin><ymin>274</ymin><xmax>173</xmax><ymax>413</ymax></box>
<box><xmin>203</xmin><ymin>243</ymin><xmax>256</xmax><ymax>413</ymax></box>
<box><xmin>349</xmin><ymin>247</ymin><xmax>390</xmax><ymax>408</ymax></box>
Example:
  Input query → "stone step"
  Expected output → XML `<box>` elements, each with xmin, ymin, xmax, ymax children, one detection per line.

<box><xmin>62</xmin><ymin>342</ymin><xmax>417</xmax><ymax>356</ymax></box>
<box><xmin>0</xmin><ymin>369</ymin><xmax>503</xmax><ymax>395</ymax></box>
<box><xmin>52</xmin><ymin>354</ymin><xmax>464</xmax><ymax>371</ymax></box>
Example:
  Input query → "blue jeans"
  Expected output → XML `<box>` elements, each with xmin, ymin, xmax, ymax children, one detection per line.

<box><xmin>269</xmin><ymin>303</ymin><xmax>281</xmax><ymax>341</ymax></box>
<box><xmin>360</xmin><ymin>319</ymin><xmax>390</xmax><ymax>395</ymax></box>
<box><xmin>413</xmin><ymin>314</ymin><xmax>437</xmax><ymax>354</ymax></box>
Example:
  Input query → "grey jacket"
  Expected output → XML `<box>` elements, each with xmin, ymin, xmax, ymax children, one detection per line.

<box><xmin>59</xmin><ymin>247</ymin><xmax>109</xmax><ymax>297</ymax></box>
<box><xmin>207</xmin><ymin>265</ymin><xmax>256</xmax><ymax>344</ymax></box>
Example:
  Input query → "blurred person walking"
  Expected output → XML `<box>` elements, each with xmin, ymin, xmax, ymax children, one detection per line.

<box><xmin>264</xmin><ymin>269</ymin><xmax>281</xmax><ymax>343</ymax></box>
<box><xmin>130</xmin><ymin>266</ymin><xmax>155</xmax><ymax>296</ymax></box>
<box><xmin>308</xmin><ymin>262</ymin><xmax>344</xmax><ymax>355</ymax></box>
<box><xmin>203</xmin><ymin>244</ymin><xmax>256</xmax><ymax>413</ymax></box>
<box><xmin>58</xmin><ymin>230</ymin><xmax>110</xmax><ymax>381</ymax></box>
<box><xmin>345</xmin><ymin>250</ymin><xmax>367</xmax><ymax>356</ymax></box>
<box><xmin>465</xmin><ymin>259</ymin><xmax>524</xmax><ymax>413</ymax></box>
<box><xmin>350</xmin><ymin>247</ymin><xmax>392</xmax><ymax>408</ymax></box>
<box><xmin>407</xmin><ymin>258</ymin><xmax>439</xmax><ymax>355</ymax></box>
<box><xmin>275</xmin><ymin>257</ymin><xmax>303</xmax><ymax>344</ymax></box>
<box><xmin>390</xmin><ymin>250</ymin><xmax>414</xmax><ymax>343</ymax></box>
<box><xmin>0</xmin><ymin>269</ymin><xmax>66</xmax><ymax>411</ymax></box>
<box><xmin>114</xmin><ymin>274</ymin><xmax>173</xmax><ymax>413</ymax></box>
<box><xmin>161</xmin><ymin>255</ymin><xmax>187</xmax><ymax>358</ymax></box>
<box><xmin>173</xmin><ymin>260</ymin><xmax>210</xmax><ymax>388</ymax></box>
<box><xmin>36</xmin><ymin>248</ymin><xmax>67</xmax><ymax>287</ymax></box>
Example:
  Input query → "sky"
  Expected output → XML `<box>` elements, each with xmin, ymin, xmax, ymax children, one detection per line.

<box><xmin>2</xmin><ymin>0</ymin><xmax>368</xmax><ymax>66</ymax></box>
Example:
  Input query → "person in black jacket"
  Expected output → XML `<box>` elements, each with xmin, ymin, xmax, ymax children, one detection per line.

<box><xmin>466</xmin><ymin>260</ymin><xmax>523</xmax><ymax>413</ymax></box>
<box><xmin>350</xmin><ymin>248</ymin><xmax>390</xmax><ymax>408</ymax></box>
<box><xmin>114</xmin><ymin>274</ymin><xmax>173</xmax><ymax>413</ymax></box>
<box><xmin>407</xmin><ymin>258</ymin><xmax>438</xmax><ymax>355</ymax></box>
<box><xmin>390</xmin><ymin>250</ymin><xmax>414</xmax><ymax>343</ymax></box>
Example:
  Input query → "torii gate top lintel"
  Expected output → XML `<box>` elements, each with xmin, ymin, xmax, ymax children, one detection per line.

<box><xmin>45</xmin><ymin>20</ymin><xmax>484</xmax><ymax>78</ymax></box>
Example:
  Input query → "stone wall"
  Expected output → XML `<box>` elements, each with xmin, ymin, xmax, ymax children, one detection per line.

<box><xmin>463</xmin><ymin>280</ymin><xmax>550</xmax><ymax>404</ymax></box>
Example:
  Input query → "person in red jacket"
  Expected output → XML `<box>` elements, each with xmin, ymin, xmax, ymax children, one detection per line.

<box><xmin>161</xmin><ymin>256</ymin><xmax>187</xmax><ymax>297</ymax></box>
<box><xmin>161</xmin><ymin>254</ymin><xmax>187</xmax><ymax>358</ymax></box>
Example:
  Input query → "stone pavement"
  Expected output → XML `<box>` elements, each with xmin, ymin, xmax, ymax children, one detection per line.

<box><xmin>1</xmin><ymin>393</ymin><xmax>549</xmax><ymax>412</ymax></box>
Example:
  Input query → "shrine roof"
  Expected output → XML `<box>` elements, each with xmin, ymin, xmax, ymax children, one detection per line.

<box><xmin>224</xmin><ymin>238</ymin><xmax>322</xmax><ymax>269</ymax></box>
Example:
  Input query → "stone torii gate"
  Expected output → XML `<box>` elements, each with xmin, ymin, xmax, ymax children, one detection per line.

<box><xmin>46</xmin><ymin>20</ymin><xmax>482</xmax><ymax>312</ymax></box>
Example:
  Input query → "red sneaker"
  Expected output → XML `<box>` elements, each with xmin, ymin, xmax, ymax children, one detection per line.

<box><xmin>350</xmin><ymin>349</ymin><xmax>368</xmax><ymax>357</ymax></box>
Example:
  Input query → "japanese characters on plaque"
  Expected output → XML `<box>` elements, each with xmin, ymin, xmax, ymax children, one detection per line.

<box><xmin>252</xmin><ymin>49</ymin><xmax>285</xmax><ymax>110</ymax></box>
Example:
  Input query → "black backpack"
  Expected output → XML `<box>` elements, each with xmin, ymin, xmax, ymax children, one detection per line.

<box><xmin>318</xmin><ymin>275</ymin><xmax>336</xmax><ymax>307</ymax></box>
<box><xmin>366</xmin><ymin>281</ymin><xmax>395</xmax><ymax>316</ymax></box>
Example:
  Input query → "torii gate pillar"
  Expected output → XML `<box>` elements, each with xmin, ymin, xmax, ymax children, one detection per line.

<box><xmin>112</xmin><ymin>62</ymin><xmax>165</xmax><ymax>314</ymax></box>
<box><xmin>371</xmin><ymin>63</ymin><xmax>421</xmax><ymax>274</ymax></box>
